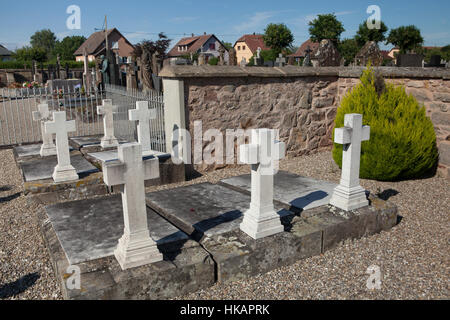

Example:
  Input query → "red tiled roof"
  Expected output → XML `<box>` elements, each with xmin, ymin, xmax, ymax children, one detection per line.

<box><xmin>288</xmin><ymin>39</ymin><xmax>319</xmax><ymax>58</ymax></box>
<box><xmin>74</xmin><ymin>28</ymin><xmax>134</xmax><ymax>56</ymax></box>
<box><xmin>380</xmin><ymin>50</ymin><xmax>393</xmax><ymax>60</ymax></box>
<box><xmin>234</xmin><ymin>34</ymin><xmax>270</xmax><ymax>53</ymax></box>
<box><xmin>168</xmin><ymin>34</ymin><xmax>216</xmax><ymax>57</ymax></box>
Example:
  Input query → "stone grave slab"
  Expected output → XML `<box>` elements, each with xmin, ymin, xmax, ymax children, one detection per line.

<box><xmin>20</xmin><ymin>154</ymin><xmax>98</xmax><ymax>182</ymax></box>
<box><xmin>87</xmin><ymin>149</ymin><xmax>170</xmax><ymax>163</ymax></box>
<box><xmin>145</xmin><ymin>182</ymin><xmax>293</xmax><ymax>241</ymax></box>
<box><xmin>220</xmin><ymin>170</ymin><xmax>337</xmax><ymax>213</ymax></box>
<box><xmin>69</xmin><ymin>135</ymin><xmax>129</xmax><ymax>154</ymax></box>
<box><xmin>145</xmin><ymin>181</ymin><xmax>398</xmax><ymax>284</ymax></box>
<box><xmin>13</xmin><ymin>143</ymin><xmax>74</xmax><ymax>163</ymax></box>
<box><xmin>40</xmin><ymin>194</ymin><xmax>214</xmax><ymax>299</ymax></box>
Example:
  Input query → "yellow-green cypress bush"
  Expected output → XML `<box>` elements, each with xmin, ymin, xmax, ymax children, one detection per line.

<box><xmin>332</xmin><ymin>67</ymin><xmax>438</xmax><ymax>181</ymax></box>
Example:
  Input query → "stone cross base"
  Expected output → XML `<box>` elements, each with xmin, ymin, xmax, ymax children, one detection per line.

<box><xmin>40</xmin><ymin>144</ymin><xmax>57</xmax><ymax>157</ymax></box>
<box><xmin>52</xmin><ymin>165</ymin><xmax>79</xmax><ymax>183</ymax></box>
<box><xmin>100</xmin><ymin>136</ymin><xmax>119</xmax><ymax>149</ymax></box>
<box><xmin>114</xmin><ymin>230</ymin><xmax>163</xmax><ymax>270</ymax></box>
<box><xmin>240</xmin><ymin>205</ymin><xmax>284</xmax><ymax>240</ymax></box>
<box><xmin>329</xmin><ymin>185</ymin><xmax>368</xmax><ymax>211</ymax></box>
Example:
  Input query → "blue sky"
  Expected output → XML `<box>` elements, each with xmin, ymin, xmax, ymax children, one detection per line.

<box><xmin>1</xmin><ymin>0</ymin><xmax>449</xmax><ymax>51</ymax></box>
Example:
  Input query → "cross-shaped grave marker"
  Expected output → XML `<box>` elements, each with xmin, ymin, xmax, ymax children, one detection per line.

<box><xmin>276</xmin><ymin>53</ymin><xmax>286</xmax><ymax>67</ymax></box>
<box><xmin>102</xmin><ymin>142</ymin><xmax>163</xmax><ymax>270</ymax></box>
<box><xmin>97</xmin><ymin>99</ymin><xmax>119</xmax><ymax>148</ymax></box>
<box><xmin>32</xmin><ymin>102</ymin><xmax>56</xmax><ymax>157</ymax></box>
<box><xmin>239</xmin><ymin>128</ymin><xmax>286</xmax><ymax>239</ymax></box>
<box><xmin>44</xmin><ymin>111</ymin><xmax>78</xmax><ymax>182</ymax></box>
<box><xmin>129</xmin><ymin>101</ymin><xmax>156</xmax><ymax>152</ymax></box>
<box><xmin>329</xmin><ymin>113</ymin><xmax>370</xmax><ymax>211</ymax></box>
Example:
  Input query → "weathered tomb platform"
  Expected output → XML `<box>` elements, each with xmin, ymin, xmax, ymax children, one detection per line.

<box><xmin>39</xmin><ymin>194</ymin><xmax>214</xmax><ymax>300</ymax></box>
<box><xmin>19</xmin><ymin>152</ymin><xmax>107</xmax><ymax>204</ymax></box>
<box><xmin>69</xmin><ymin>135</ymin><xmax>129</xmax><ymax>154</ymax></box>
<box><xmin>145</xmin><ymin>176</ymin><xmax>398</xmax><ymax>283</ymax></box>
<box><xmin>12</xmin><ymin>143</ymin><xmax>74</xmax><ymax>163</ymax></box>
<box><xmin>219</xmin><ymin>170</ymin><xmax>337</xmax><ymax>214</ymax></box>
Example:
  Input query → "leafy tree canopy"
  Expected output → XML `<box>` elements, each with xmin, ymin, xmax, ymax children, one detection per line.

<box><xmin>387</xmin><ymin>25</ymin><xmax>424</xmax><ymax>54</ymax></box>
<box><xmin>338</xmin><ymin>38</ymin><xmax>360</xmax><ymax>66</ymax></box>
<box><xmin>30</xmin><ymin>29</ymin><xmax>57</xmax><ymax>59</ymax></box>
<box><xmin>133</xmin><ymin>33</ymin><xmax>171</xmax><ymax>57</ymax></box>
<box><xmin>308</xmin><ymin>14</ymin><xmax>345</xmax><ymax>43</ymax></box>
<box><xmin>13</xmin><ymin>46</ymin><xmax>47</xmax><ymax>62</ymax></box>
<box><xmin>53</xmin><ymin>36</ymin><xmax>86</xmax><ymax>61</ymax></box>
<box><xmin>263</xmin><ymin>23</ymin><xmax>294</xmax><ymax>55</ymax></box>
<box><xmin>355</xmin><ymin>20</ymin><xmax>388</xmax><ymax>47</ymax></box>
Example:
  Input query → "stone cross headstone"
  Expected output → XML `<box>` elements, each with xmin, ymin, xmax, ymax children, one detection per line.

<box><xmin>254</xmin><ymin>47</ymin><xmax>263</xmax><ymax>66</ymax></box>
<box><xmin>329</xmin><ymin>113</ymin><xmax>370</xmax><ymax>211</ymax></box>
<box><xmin>32</xmin><ymin>103</ymin><xmax>56</xmax><ymax>157</ymax></box>
<box><xmin>102</xmin><ymin>142</ymin><xmax>163</xmax><ymax>270</ymax></box>
<box><xmin>276</xmin><ymin>53</ymin><xmax>286</xmax><ymax>67</ymax></box>
<box><xmin>303</xmin><ymin>46</ymin><xmax>313</xmax><ymax>67</ymax></box>
<box><xmin>129</xmin><ymin>101</ymin><xmax>157</xmax><ymax>152</ymax></box>
<box><xmin>239</xmin><ymin>129</ymin><xmax>286</xmax><ymax>239</ymax></box>
<box><xmin>240</xmin><ymin>57</ymin><xmax>247</xmax><ymax>67</ymax></box>
<box><xmin>97</xmin><ymin>99</ymin><xmax>119</xmax><ymax>148</ymax></box>
<box><xmin>44</xmin><ymin>111</ymin><xmax>78</xmax><ymax>182</ymax></box>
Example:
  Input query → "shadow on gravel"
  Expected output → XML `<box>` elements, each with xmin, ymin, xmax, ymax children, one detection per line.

<box><xmin>376</xmin><ymin>189</ymin><xmax>399</xmax><ymax>201</ymax></box>
<box><xmin>0</xmin><ymin>273</ymin><xmax>40</xmax><ymax>299</ymax></box>
<box><xmin>0</xmin><ymin>186</ymin><xmax>12</xmax><ymax>192</ymax></box>
<box><xmin>0</xmin><ymin>192</ymin><xmax>21</xmax><ymax>203</ymax></box>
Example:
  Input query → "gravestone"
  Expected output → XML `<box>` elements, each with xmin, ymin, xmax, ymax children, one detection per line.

<box><xmin>397</xmin><ymin>54</ymin><xmax>423</xmax><ymax>67</ymax></box>
<box><xmin>103</xmin><ymin>143</ymin><xmax>163</xmax><ymax>270</ymax></box>
<box><xmin>288</xmin><ymin>56</ymin><xmax>295</xmax><ymax>66</ymax></box>
<box><xmin>32</xmin><ymin>103</ymin><xmax>56</xmax><ymax>157</ymax></box>
<box><xmin>239</xmin><ymin>129</ymin><xmax>286</xmax><ymax>239</ymax></box>
<box><xmin>275</xmin><ymin>53</ymin><xmax>286</xmax><ymax>67</ymax></box>
<box><xmin>355</xmin><ymin>41</ymin><xmax>383</xmax><ymax>66</ymax></box>
<box><xmin>303</xmin><ymin>46</ymin><xmax>313</xmax><ymax>67</ymax></box>
<box><xmin>311</xmin><ymin>39</ymin><xmax>341</xmax><ymax>67</ymax></box>
<box><xmin>254</xmin><ymin>47</ymin><xmax>263</xmax><ymax>66</ymax></box>
<box><xmin>240</xmin><ymin>57</ymin><xmax>247</xmax><ymax>67</ymax></box>
<box><xmin>229</xmin><ymin>48</ymin><xmax>237</xmax><ymax>66</ymax></box>
<box><xmin>198</xmin><ymin>53</ymin><xmax>206</xmax><ymax>66</ymax></box>
<box><xmin>97</xmin><ymin>99</ymin><xmax>119</xmax><ymax>149</ymax></box>
<box><xmin>129</xmin><ymin>101</ymin><xmax>157</xmax><ymax>152</ymax></box>
<box><xmin>44</xmin><ymin>111</ymin><xmax>79</xmax><ymax>182</ymax></box>
<box><xmin>329</xmin><ymin>113</ymin><xmax>370</xmax><ymax>211</ymax></box>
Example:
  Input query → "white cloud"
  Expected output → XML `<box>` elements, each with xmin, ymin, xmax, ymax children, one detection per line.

<box><xmin>233</xmin><ymin>11</ymin><xmax>275</xmax><ymax>33</ymax></box>
<box><xmin>170</xmin><ymin>16</ymin><xmax>198</xmax><ymax>23</ymax></box>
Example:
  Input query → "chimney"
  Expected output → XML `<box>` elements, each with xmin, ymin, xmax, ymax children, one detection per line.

<box><xmin>204</xmin><ymin>32</ymin><xmax>206</xmax><ymax>35</ymax></box>
<box><xmin>191</xmin><ymin>33</ymin><xmax>194</xmax><ymax>37</ymax></box>
<box><xmin>253</xmin><ymin>32</ymin><xmax>255</xmax><ymax>35</ymax></box>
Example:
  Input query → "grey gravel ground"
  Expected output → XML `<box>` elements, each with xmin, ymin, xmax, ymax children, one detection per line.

<box><xmin>0</xmin><ymin>148</ymin><xmax>448</xmax><ymax>300</ymax></box>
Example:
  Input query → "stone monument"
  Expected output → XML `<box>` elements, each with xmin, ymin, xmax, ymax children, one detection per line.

<box><xmin>129</xmin><ymin>101</ymin><xmax>157</xmax><ymax>152</ymax></box>
<box><xmin>355</xmin><ymin>41</ymin><xmax>383</xmax><ymax>66</ymax></box>
<box><xmin>97</xmin><ymin>99</ymin><xmax>119</xmax><ymax>148</ymax></box>
<box><xmin>329</xmin><ymin>113</ymin><xmax>370</xmax><ymax>211</ymax></box>
<box><xmin>239</xmin><ymin>129</ymin><xmax>286</xmax><ymax>239</ymax></box>
<box><xmin>276</xmin><ymin>53</ymin><xmax>286</xmax><ymax>67</ymax></box>
<box><xmin>102</xmin><ymin>142</ymin><xmax>163</xmax><ymax>270</ymax></box>
<box><xmin>311</xmin><ymin>39</ymin><xmax>341</xmax><ymax>67</ymax></box>
<box><xmin>44</xmin><ymin>111</ymin><xmax>79</xmax><ymax>182</ymax></box>
<box><xmin>32</xmin><ymin>103</ymin><xmax>57</xmax><ymax>157</ymax></box>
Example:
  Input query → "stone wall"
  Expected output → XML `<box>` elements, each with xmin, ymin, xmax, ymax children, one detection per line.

<box><xmin>160</xmin><ymin>66</ymin><xmax>450</xmax><ymax>178</ymax></box>
<box><xmin>0</xmin><ymin>68</ymin><xmax>84</xmax><ymax>87</ymax></box>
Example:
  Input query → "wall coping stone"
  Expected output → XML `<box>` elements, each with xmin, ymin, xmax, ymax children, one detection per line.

<box><xmin>159</xmin><ymin>65</ymin><xmax>450</xmax><ymax>80</ymax></box>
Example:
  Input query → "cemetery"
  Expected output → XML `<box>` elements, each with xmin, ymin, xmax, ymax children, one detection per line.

<box><xmin>0</xmin><ymin>7</ymin><xmax>449</xmax><ymax>302</ymax></box>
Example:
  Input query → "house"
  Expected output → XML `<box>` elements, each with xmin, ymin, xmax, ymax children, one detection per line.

<box><xmin>167</xmin><ymin>33</ymin><xmax>229</xmax><ymax>64</ymax></box>
<box><xmin>0</xmin><ymin>44</ymin><xmax>13</xmax><ymax>62</ymax></box>
<box><xmin>234</xmin><ymin>34</ymin><xmax>270</xmax><ymax>64</ymax></box>
<box><xmin>288</xmin><ymin>39</ymin><xmax>320</xmax><ymax>64</ymax></box>
<box><xmin>74</xmin><ymin>28</ymin><xmax>135</xmax><ymax>64</ymax></box>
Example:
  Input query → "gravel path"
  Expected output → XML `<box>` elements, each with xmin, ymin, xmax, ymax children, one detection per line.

<box><xmin>0</xmin><ymin>148</ymin><xmax>448</xmax><ymax>300</ymax></box>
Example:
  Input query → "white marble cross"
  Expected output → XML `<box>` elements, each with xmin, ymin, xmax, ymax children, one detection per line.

<box><xmin>239</xmin><ymin>129</ymin><xmax>285</xmax><ymax>239</ymax></box>
<box><xmin>44</xmin><ymin>111</ymin><xmax>78</xmax><ymax>182</ymax></box>
<box><xmin>32</xmin><ymin>103</ymin><xmax>56</xmax><ymax>157</ymax></box>
<box><xmin>97</xmin><ymin>99</ymin><xmax>119</xmax><ymax>149</ymax></box>
<box><xmin>103</xmin><ymin>142</ymin><xmax>162</xmax><ymax>270</ymax></box>
<box><xmin>129</xmin><ymin>101</ymin><xmax>156</xmax><ymax>152</ymax></box>
<box><xmin>276</xmin><ymin>53</ymin><xmax>286</xmax><ymax>67</ymax></box>
<box><xmin>329</xmin><ymin>113</ymin><xmax>370</xmax><ymax>211</ymax></box>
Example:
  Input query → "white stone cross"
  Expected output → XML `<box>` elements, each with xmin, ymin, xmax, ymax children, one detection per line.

<box><xmin>329</xmin><ymin>113</ymin><xmax>370</xmax><ymax>211</ymax></box>
<box><xmin>276</xmin><ymin>53</ymin><xmax>286</xmax><ymax>67</ymax></box>
<box><xmin>33</xmin><ymin>103</ymin><xmax>56</xmax><ymax>157</ymax></box>
<box><xmin>129</xmin><ymin>101</ymin><xmax>157</xmax><ymax>152</ymax></box>
<box><xmin>44</xmin><ymin>111</ymin><xmax>79</xmax><ymax>182</ymax></box>
<box><xmin>103</xmin><ymin>142</ymin><xmax>162</xmax><ymax>270</ymax></box>
<box><xmin>239</xmin><ymin>129</ymin><xmax>285</xmax><ymax>239</ymax></box>
<box><xmin>256</xmin><ymin>47</ymin><xmax>261</xmax><ymax>59</ymax></box>
<box><xmin>97</xmin><ymin>99</ymin><xmax>119</xmax><ymax>149</ymax></box>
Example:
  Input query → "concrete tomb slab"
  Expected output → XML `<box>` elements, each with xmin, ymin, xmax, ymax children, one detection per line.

<box><xmin>69</xmin><ymin>135</ymin><xmax>129</xmax><ymax>153</ymax></box>
<box><xmin>145</xmin><ymin>182</ymin><xmax>292</xmax><ymax>241</ymax></box>
<box><xmin>87</xmin><ymin>149</ymin><xmax>170</xmax><ymax>163</ymax></box>
<box><xmin>40</xmin><ymin>194</ymin><xmax>214</xmax><ymax>299</ymax></box>
<box><xmin>13</xmin><ymin>143</ymin><xmax>74</xmax><ymax>162</ymax></box>
<box><xmin>220</xmin><ymin>170</ymin><xmax>337</xmax><ymax>213</ymax></box>
<box><xmin>20</xmin><ymin>154</ymin><xmax>98</xmax><ymax>182</ymax></box>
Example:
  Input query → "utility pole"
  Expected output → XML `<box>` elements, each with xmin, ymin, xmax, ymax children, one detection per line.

<box><xmin>105</xmin><ymin>15</ymin><xmax>109</xmax><ymax>51</ymax></box>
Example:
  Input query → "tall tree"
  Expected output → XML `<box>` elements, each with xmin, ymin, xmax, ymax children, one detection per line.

<box><xmin>338</xmin><ymin>38</ymin><xmax>360</xmax><ymax>66</ymax></box>
<box><xmin>263</xmin><ymin>23</ymin><xmax>294</xmax><ymax>55</ymax></box>
<box><xmin>30</xmin><ymin>29</ymin><xmax>57</xmax><ymax>59</ymax></box>
<box><xmin>308</xmin><ymin>14</ymin><xmax>345</xmax><ymax>44</ymax></box>
<box><xmin>13</xmin><ymin>46</ymin><xmax>47</xmax><ymax>62</ymax></box>
<box><xmin>355</xmin><ymin>20</ymin><xmax>388</xmax><ymax>47</ymax></box>
<box><xmin>54</xmin><ymin>36</ymin><xmax>86</xmax><ymax>61</ymax></box>
<box><xmin>387</xmin><ymin>25</ymin><xmax>424</xmax><ymax>54</ymax></box>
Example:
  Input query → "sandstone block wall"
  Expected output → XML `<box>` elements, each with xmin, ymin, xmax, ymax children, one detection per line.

<box><xmin>160</xmin><ymin>66</ymin><xmax>450</xmax><ymax>179</ymax></box>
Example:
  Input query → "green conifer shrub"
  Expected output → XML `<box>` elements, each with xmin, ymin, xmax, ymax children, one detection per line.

<box><xmin>332</xmin><ymin>67</ymin><xmax>438</xmax><ymax>181</ymax></box>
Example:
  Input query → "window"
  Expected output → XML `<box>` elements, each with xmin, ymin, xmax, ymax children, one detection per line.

<box><xmin>243</xmin><ymin>46</ymin><xmax>246</xmax><ymax>50</ymax></box>
<box><xmin>238</xmin><ymin>46</ymin><xmax>241</xmax><ymax>50</ymax></box>
<box><xmin>209</xmin><ymin>43</ymin><xmax>216</xmax><ymax>50</ymax></box>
